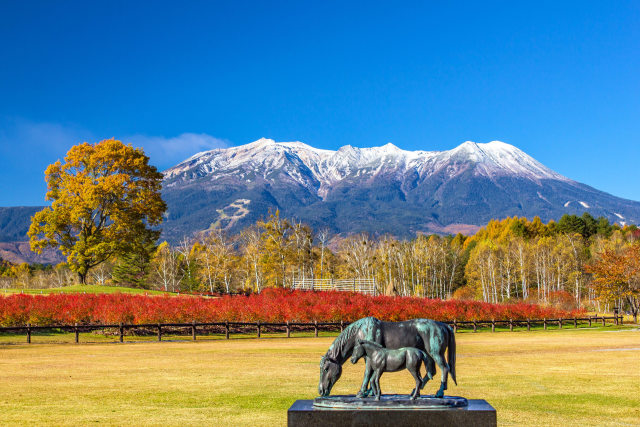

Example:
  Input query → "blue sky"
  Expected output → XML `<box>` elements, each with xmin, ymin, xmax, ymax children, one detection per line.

<box><xmin>1</xmin><ymin>1</ymin><xmax>639</xmax><ymax>206</ymax></box>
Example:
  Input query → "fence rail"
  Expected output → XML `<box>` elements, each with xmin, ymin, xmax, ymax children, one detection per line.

<box><xmin>0</xmin><ymin>316</ymin><xmax>624</xmax><ymax>344</ymax></box>
<box><xmin>291</xmin><ymin>278</ymin><xmax>377</xmax><ymax>295</ymax></box>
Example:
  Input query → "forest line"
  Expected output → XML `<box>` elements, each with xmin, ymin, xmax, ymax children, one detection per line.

<box><xmin>4</xmin><ymin>211</ymin><xmax>639</xmax><ymax>318</ymax></box>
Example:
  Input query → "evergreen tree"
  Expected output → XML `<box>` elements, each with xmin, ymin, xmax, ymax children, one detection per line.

<box><xmin>596</xmin><ymin>216</ymin><xmax>613</xmax><ymax>237</ymax></box>
<box><xmin>582</xmin><ymin>212</ymin><xmax>598</xmax><ymax>238</ymax></box>
<box><xmin>112</xmin><ymin>239</ymin><xmax>156</xmax><ymax>289</ymax></box>
<box><xmin>558</xmin><ymin>214</ymin><xmax>586</xmax><ymax>237</ymax></box>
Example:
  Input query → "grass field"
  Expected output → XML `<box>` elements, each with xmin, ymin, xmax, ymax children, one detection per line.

<box><xmin>0</xmin><ymin>284</ymin><xmax>172</xmax><ymax>295</ymax></box>
<box><xmin>1</xmin><ymin>328</ymin><xmax>639</xmax><ymax>426</ymax></box>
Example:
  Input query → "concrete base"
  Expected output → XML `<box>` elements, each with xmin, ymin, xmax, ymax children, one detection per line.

<box><xmin>288</xmin><ymin>399</ymin><xmax>496</xmax><ymax>427</ymax></box>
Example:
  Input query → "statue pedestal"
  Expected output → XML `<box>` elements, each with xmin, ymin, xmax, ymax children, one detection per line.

<box><xmin>288</xmin><ymin>396</ymin><xmax>496</xmax><ymax>427</ymax></box>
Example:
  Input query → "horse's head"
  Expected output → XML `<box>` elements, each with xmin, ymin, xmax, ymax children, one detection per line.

<box><xmin>318</xmin><ymin>355</ymin><xmax>342</xmax><ymax>397</ymax></box>
<box><xmin>350</xmin><ymin>339</ymin><xmax>365</xmax><ymax>364</ymax></box>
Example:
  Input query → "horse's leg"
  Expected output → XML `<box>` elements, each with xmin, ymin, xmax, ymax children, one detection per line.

<box><xmin>409</xmin><ymin>363</ymin><xmax>422</xmax><ymax>400</ymax></box>
<box><xmin>371</xmin><ymin>371</ymin><xmax>378</xmax><ymax>398</ymax></box>
<box><xmin>430</xmin><ymin>350</ymin><xmax>450</xmax><ymax>398</ymax></box>
<box><xmin>420</xmin><ymin>325</ymin><xmax>450</xmax><ymax>398</ymax></box>
<box><xmin>356</xmin><ymin>358</ymin><xmax>373</xmax><ymax>398</ymax></box>
<box><xmin>421</xmin><ymin>355</ymin><xmax>435</xmax><ymax>390</ymax></box>
<box><xmin>416</xmin><ymin>330</ymin><xmax>438</xmax><ymax>390</ymax></box>
<box><xmin>374</xmin><ymin>371</ymin><xmax>382</xmax><ymax>401</ymax></box>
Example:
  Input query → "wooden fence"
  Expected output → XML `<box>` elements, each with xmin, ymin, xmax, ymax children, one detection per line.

<box><xmin>0</xmin><ymin>316</ymin><xmax>624</xmax><ymax>344</ymax></box>
<box><xmin>291</xmin><ymin>278</ymin><xmax>377</xmax><ymax>295</ymax></box>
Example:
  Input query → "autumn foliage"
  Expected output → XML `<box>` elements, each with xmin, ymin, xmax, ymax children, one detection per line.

<box><xmin>586</xmin><ymin>244</ymin><xmax>640</xmax><ymax>322</ymax></box>
<box><xmin>0</xmin><ymin>289</ymin><xmax>583</xmax><ymax>326</ymax></box>
<box><xmin>28</xmin><ymin>139</ymin><xmax>166</xmax><ymax>284</ymax></box>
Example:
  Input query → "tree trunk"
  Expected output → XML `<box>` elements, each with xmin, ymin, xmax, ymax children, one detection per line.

<box><xmin>627</xmin><ymin>296</ymin><xmax>639</xmax><ymax>324</ymax></box>
<box><xmin>78</xmin><ymin>272</ymin><xmax>86</xmax><ymax>285</ymax></box>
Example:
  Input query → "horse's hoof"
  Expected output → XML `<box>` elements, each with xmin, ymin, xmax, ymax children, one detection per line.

<box><xmin>435</xmin><ymin>392</ymin><xmax>444</xmax><ymax>398</ymax></box>
<box><xmin>356</xmin><ymin>392</ymin><xmax>365</xmax><ymax>398</ymax></box>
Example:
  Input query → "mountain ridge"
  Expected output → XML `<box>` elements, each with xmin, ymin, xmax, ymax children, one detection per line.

<box><xmin>159</xmin><ymin>139</ymin><xmax>640</xmax><ymax>242</ymax></box>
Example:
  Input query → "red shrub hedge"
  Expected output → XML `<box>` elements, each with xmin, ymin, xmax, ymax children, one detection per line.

<box><xmin>0</xmin><ymin>288</ymin><xmax>584</xmax><ymax>326</ymax></box>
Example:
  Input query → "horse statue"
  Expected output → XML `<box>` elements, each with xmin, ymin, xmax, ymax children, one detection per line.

<box><xmin>318</xmin><ymin>317</ymin><xmax>456</xmax><ymax>398</ymax></box>
<box><xmin>351</xmin><ymin>339</ymin><xmax>429</xmax><ymax>400</ymax></box>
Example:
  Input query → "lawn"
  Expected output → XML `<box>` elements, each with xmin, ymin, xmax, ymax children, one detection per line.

<box><xmin>0</xmin><ymin>328</ymin><xmax>638</xmax><ymax>426</ymax></box>
<box><xmin>0</xmin><ymin>284</ymin><xmax>172</xmax><ymax>295</ymax></box>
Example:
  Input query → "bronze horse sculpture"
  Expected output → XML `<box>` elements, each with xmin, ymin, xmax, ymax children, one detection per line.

<box><xmin>351</xmin><ymin>339</ymin><xmax>430</xmax><ymax>400</ymax></box>
<box><xmin>319</xmin><ymin>317</ymin><xmax>457</xmax><ymax>398</ymax></box>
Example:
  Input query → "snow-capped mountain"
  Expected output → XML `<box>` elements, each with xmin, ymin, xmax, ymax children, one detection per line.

<box><xmin>159</xmin><ymin>138</ymin><xmax>640</xmax><ymax>241</ymax></box>
<box><xmin>165</xmin><ymin>138</ymin><xmax>567</xmax><ymax>197</ymax></box>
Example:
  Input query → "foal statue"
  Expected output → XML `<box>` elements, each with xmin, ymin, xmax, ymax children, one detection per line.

<box><xmin>351</xmin><ymin>339</ymin><xmax>431</xmax><ymax>400</ymax></box>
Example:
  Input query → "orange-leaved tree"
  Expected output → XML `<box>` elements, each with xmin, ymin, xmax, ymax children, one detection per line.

<box><xmin>28</xmin><ymin>139</ymin><xmax>166</xmax><ymax>284</ymax></box>
<box><xmin>585</xmin><ymin>244</ymin><xmax>640</xmax><ymax>323</ymax></box>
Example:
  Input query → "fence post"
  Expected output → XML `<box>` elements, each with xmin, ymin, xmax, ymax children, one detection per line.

<box><xmin>27</xmin><ymin>323</ymin><xmax>31</xmax><ymax>344</ymax></box>
<box><xmin>491</xmin><ymin>320</ymin><xmax>495</xmax><ymax>332</ymax></box>
<box><xmin>192</xmin><ymin>321</ymin><xmax>197</xmax><ymax>341</ymax></box>
<box><xmin>314</xmin><ymin>320</ymin><xmax>319</xmax><ymax>337</ymax></box>
<box><xmin>574</xmin><ymin>317</ymin><xmax>577</xmax><ymax>328</ymax></box>
<box><xmin>619</xmin><ymin>315</ymin><xmax>623</xmax><ymax>326</ymax></box>
<box><xmin>157</xmin><ymin>323</ymin><xmax>162</xmax><ymax>342</ymax></box>
<box><xmin>558</xmin><ymin>319</ymin><xmax>562</xmax><ymax>329</ymax></box>
<box><xmin>286</xmin><ymin>321</ymin><xmax>290</xmax><ymax>338</ymax></box>
<box><xmin>473</xmin><ymin>321</ymin><xmax>477</xmax><ymax>333</ymax></box>
<box><xmin>526</xmin><ymin>319</ymin><xmax>530</xmax><ymax>332</ymax></box>
<box><xmin>225</xmin><ymin>321</ymin><xmax>230</xmax><ymax>339</ymax></box>
<box><xmin>602</xmin><ymin>317</ymin><xmax>606</xmax><ymax>327</ymax></box>
<box><xmin>543</xmin><ymin>318</ymin><xmax>547</xmax><ymax>330</ymax></box>
<box><xmin>257</xmin><ymin>321</ymin><xmax>261</xmax><ymax>338</ymax></box>
<box><xmin>119</xmin><ymin>323</ymin><xmax>124</xmax><ymax>343</ymax></box>
<box><xmin>453</xmin><ymin>319</ymin><xmax>457</xmax><ymax>333</ymax></box>
<box><xmin>509</xmin><ymin>319</ymin><xmax>513</xmax><ymax>332</ymax></box>
<box><xmin>74</xmin><ymin>323</ymin><xmax>79</xmax><ymax>344</ymax></box>
<box><xmin>588</xmin><ymin>317</ymin><xmax>592</xmax><ymax>327</ymax></box>
<box><xmin>340</xmin><ymin>320</ymin><xmax>344</xmax><ymax>332</ymax></box>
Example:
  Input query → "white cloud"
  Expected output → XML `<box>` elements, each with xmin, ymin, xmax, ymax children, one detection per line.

<box><xmin>127</xmin><ymin>133</ymin><xmax>230</xmax><ymax>169</ymax></box>
<box><xmin>0</xmin><ymin>116</ymin><xmax>94</xmax><ymax>158</ymax></box>
<box><xmin>0</xmin><ymin>116</ymin><xmax>230</xmax><ymax>170</ymax></box>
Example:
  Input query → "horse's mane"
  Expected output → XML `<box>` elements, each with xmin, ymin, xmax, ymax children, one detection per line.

<box><xmin>357</xmin><ymin>340</ymin><xmax>382</xmax><ymax>348</ymax></box>
<box><xmin>324</xmin><ymin>317</ymin><xmax>377</xmax><ymax>364</ymax></box>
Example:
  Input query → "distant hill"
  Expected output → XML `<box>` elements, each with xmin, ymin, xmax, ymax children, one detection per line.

<box><xmin>0</xmin><ymin>206</ymin><xmax>42</xmax><ymax>241</ymax></box>
<box><xmin>0</xmin><ymin>207</ymin><xmax>65</xmax><ymax>263</ymax></box>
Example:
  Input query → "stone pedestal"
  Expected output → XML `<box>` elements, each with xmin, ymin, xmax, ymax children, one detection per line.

<box><xmin>288</xmin><ymin>398</ymin><xmax>496</xmax><ymax>427</ymax></box>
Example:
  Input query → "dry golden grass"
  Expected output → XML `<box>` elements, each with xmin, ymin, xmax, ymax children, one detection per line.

<box><xmin>1</xmin><ymin>328</ymin><xmax>639</xmax><ymax>426</ymax></box>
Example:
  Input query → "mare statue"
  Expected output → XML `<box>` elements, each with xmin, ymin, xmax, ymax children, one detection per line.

<box><xmin>318</xmin><ymin>317</ymin><xmax>456</xmax><ymax>398</ymax></box>
<box><xmin>351</xmin><ymin>339</ymin><xmax>430</xmax><ymax>400</ymax></box>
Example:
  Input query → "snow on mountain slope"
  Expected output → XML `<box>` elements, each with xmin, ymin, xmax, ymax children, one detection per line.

<box><xmin>154</xmin><ymin>138</ymin><xmax>640</xmax><ymax>241</ymax></box>
<box><xmin>164</xmin><ymin>138</ymin><xmax>570</xmax><ymax>197</ymax></box>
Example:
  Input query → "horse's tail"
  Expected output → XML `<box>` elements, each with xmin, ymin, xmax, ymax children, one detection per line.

<box><xmin>447</xmin><ymin>324</ymin><xmax>457</xmax><ymax>386</ymax></box>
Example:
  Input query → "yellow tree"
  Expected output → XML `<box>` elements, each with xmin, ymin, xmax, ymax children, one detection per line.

<box><xmin>586</xmin><ymin>245</ymin><xmax>640</xmax><ymax>323</ymax></box>
<box><xmin>29</xmin><ymin>139</ymin><xmax>166</xmax><ymax>284</ymax></box>
<box><xmin>258</xmin><ymin>211</ymin><xmax>293</xmax><ymax>287</ymax></box>
<box><xmin>240</xmin><ymin>226</ymin><xmax>264</xmax><ymax>292</ymax></box>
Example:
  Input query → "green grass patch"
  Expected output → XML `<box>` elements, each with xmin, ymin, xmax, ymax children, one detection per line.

<box><xmin>0</xmin><ymin>284</ymin><xmax>172</xmax><ymax>295</ymax></box>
